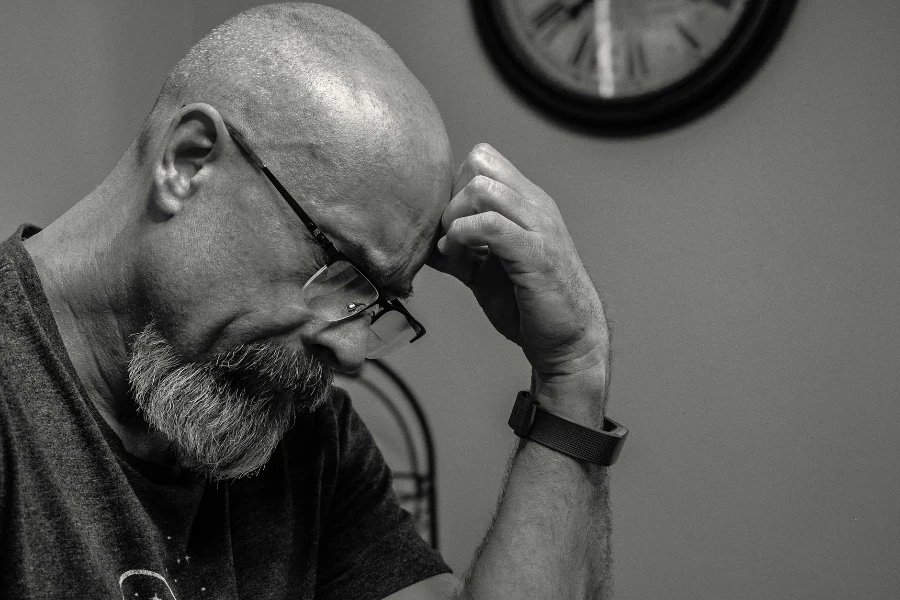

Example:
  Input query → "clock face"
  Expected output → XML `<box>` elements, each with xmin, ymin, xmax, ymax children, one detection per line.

<box><xmin>473</xmin><ymin>0</ymin><xmax>796</xmax><ymax>134</ymax></box>
<box><xmin>496</xmin><ymin>0</ymin><xmax>750</xmax><ymax>99</ymax></box>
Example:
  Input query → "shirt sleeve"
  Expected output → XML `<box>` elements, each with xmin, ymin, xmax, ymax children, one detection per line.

<box><xmin>0</xmin><ymin>382</ymin><xmax>9</xmax><ymax>518</ymax></box>
<box><xmin>315</xmin><ymin>388</ymin><xmax>451</xmax><ymax>600</ymax></box>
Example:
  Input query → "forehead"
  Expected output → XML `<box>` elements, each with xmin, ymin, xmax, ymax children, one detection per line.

<box><xmin>251</xmin><ymin>140</ymin><xmax>450</xmax><ymax>303</ymax></box>
<box><xmin>258</xmin><ymin>84</ymin><xmax>454</xmax><ymax>294</ymax></box>
<box><xmin>261</xmin><ymin>138</ymin><xmax>451</xmax><ymax>299</ymax></box>
<box><xmin>321</xmin><ymin>184</ymin><xmax>446</xmax><ymax>299</ymax></box>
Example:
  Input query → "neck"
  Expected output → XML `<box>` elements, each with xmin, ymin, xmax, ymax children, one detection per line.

<box><xmin>23</xmin><ymin>158</ymin><xmax>173</xmax><ymax>462</ymax></box>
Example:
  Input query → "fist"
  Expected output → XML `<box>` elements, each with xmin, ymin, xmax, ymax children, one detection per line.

<box><xmin>428</xmin><ymin>144</ymin><xmax>610</xmax><ymax>404</ymax></box>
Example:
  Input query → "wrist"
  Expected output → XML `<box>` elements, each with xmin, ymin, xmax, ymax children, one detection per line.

<box><xmin>509</xmin><ymin>390</ymin><xmax>627</xmax><ymax>466</ymax></box>
<box><xmin>531</xmin><ymin>363</ymin><xmax>608</xmax><ymax>428</ymax></box>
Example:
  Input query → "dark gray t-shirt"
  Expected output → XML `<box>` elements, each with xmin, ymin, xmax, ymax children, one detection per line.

<box><xmin>0</xmin><ymin>225</ymin><xmax>449</xmax><ymax>599</ymax></box>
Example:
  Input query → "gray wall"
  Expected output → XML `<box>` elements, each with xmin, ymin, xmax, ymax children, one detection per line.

<box><xmin>2</xmin><ymin>1</ymin><xmax>898</xmax><ymax>598</ymax></box>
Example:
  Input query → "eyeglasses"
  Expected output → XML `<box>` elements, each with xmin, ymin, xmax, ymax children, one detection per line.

<box><xmin>224</xmin><ymin>122</ymin><xmax>426</xmax><ymax>359</ymax></box>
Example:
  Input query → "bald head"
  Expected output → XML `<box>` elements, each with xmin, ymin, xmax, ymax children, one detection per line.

<box><xmin>138</xmin><ymin>3</ymin><xmax>449</xmax><ymax>194</ymax></box>
<box><xmin>23</xmin><ymin>4</ymin><xmax>454</xmax><ymax>477</ymax></box>
<box><xmin>128</xmin><ymin>2</ymin><xmax>453</xmax><ymax>295</ymax></box>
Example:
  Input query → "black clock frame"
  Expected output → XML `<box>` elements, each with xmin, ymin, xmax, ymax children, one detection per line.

<box><xmin>471</xmin><ymin>0</ymin><xmax>798</xmax><ymax>136</ymax></box>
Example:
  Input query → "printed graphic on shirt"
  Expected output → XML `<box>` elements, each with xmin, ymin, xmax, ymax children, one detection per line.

<box><xmin>119</xmin><ymin>569</ymin><xmax>179</xmax><ymax>600</ymax></box>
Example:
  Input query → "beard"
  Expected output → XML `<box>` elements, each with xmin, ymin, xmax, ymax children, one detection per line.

<box><xmin>127</xmin><ymin>322</ymin><xmax>333</xmax><ymax>481</ymax></box>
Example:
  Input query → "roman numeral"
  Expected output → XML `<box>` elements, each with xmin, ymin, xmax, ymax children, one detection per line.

<box><xmin>568</xmin><ymin>27</ymin><xmax>598</xmax><ymax>76</ymax></box>
<box><xmin>531</xmin><ymin>1</ymin><xmax>591</xmax><ymax>44</ymax></box>
<box><xmin>692</xmin><ymin>0</ymin><xmax>734</xmax><ymax>9</ymax></box>
<box><xmin>676</xmin><ymin>24</ymin><xmax>700</xmax><ymax>50</ymax></box>
<box><xmin>626</xmin><ymin>38</ymin><xmax>650</xmax><ymax>81</ymax></box>
<box><xmin>532</xmin><ymin>1</ymin><xmax>567</xmax><ymax>29</ymax></box>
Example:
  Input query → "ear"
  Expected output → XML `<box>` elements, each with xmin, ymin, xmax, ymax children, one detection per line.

<box><xmin>152</xmin><ymin>103</ymin><xmax>229</xmax><ymax>217</ymax></box>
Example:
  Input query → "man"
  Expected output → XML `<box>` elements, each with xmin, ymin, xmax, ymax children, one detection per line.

<box><xmin>0</xmin><ymin>3</ymin><xmax>620</xmax><ymax>599</ymax></box>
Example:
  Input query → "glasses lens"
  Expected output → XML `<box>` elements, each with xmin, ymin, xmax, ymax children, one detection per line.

<box><xmin>366</xmin><ymin>309</ymin><xmax>419</xmax><ymax>358</ymax></box>
<box><xmin>301</xmin><ymin>260</ymin><xmax>379</xmax><ymax>322</ymax></box>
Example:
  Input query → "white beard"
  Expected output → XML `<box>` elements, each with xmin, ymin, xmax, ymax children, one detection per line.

<box><xmin>127</xmin><ymin>323</ymin><xmax>332</xmax><ymax>480</ymax></box>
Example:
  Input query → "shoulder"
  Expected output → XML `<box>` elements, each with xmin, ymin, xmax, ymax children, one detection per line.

<box><xmin>0</xmin><ymin>368</ymin><xmax>11</xmax><ymax>513</ymax></box>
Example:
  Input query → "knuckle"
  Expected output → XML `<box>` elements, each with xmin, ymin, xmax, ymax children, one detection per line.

<box><xmin>468</xmin><ymin>145</ymin><xmax>496</xmax><ymax>174</ymax></box>
<box><xmin>478</xmin><ymin>211</ymin><xmax>504</xmax><ymax>234</ymax></box>
<box><xmin>468</xmin><ymin>175</ymin><xmax>495</xmax><ymax>203</ymax></box>
<box><xmin>535</xmin><ymin>210</ymin><xmax>555</xmax><ymax>231</ymax></box>
<box><xmin>472</xmin><ymin>142</ymin><xmax>496</xmax><ymax>156</ymax></box>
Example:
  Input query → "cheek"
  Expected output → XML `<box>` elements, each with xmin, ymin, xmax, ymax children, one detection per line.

<box><xmin>134</xmin><ymin>203</ymin><xmax>323</xmax><ymax>359</ymax></box>
<box><xmin>134</xmin><ymin>229</ymin><xmax>267</xmax><ymax>359</ymax></box>
<box><xmin>135</xmin><ymin>270</ymin><xmax>241</xmax><ymax>361</ymax></box>
<box><xmin>140</xmin><ymin>260</ymin><xmax>324</xmax><ymax>363</ymax></box>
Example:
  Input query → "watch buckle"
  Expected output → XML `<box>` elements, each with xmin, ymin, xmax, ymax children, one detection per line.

<box><xmin>508</xmin><ymin>390</ymin><xmax>537</xmax><ymax>437</ymax></box>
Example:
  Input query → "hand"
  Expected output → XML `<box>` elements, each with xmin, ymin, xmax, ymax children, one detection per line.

<box><xmin>429</xmin><ymin>144</ymin><xmax>610</xmax><ymax>415</ymax></box>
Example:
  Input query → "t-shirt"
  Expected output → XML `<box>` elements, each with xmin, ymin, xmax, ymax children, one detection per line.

<box><xmin>0</xmin><ymin>225</ymin><xmax>450</xmax><ymax>599</ymax></box>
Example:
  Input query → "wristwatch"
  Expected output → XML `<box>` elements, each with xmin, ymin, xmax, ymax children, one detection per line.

<box><xmin>508</xmin><ymin>391</ymin><xmax>627</xmax><ymax>466</ymax></box>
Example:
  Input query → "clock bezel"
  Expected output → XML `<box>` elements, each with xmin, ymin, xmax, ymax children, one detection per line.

<box><xmin>471</xmin><ymin>0</ymin><xmax>797</xmax><ymax>136</ymax></box>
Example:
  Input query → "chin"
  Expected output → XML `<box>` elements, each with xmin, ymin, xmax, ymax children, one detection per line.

<box><xmin>127</xmin><ymin>322</ymin><xmax>333</xmax><ymax>479</ymax></box>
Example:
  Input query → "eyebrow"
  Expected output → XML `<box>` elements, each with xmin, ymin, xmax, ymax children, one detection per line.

<box><xmin>306</xmin><ymin>233</ymin><xmax>414</xmax><ymax>301</ymax></box>
<box><xmin>354</xmin><ymin>253</ymin><xmax>415</xmax><ymax>301</ymax></box>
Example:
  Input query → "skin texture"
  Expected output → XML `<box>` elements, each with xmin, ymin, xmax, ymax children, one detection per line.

<box><xmin>22</xmin><ymin>3</ymin><xmax>613</xmax><ymax>599</ymax></box>
<box><xmin>24</xmin><ymin>5</ymin><xmax>453</xmax><ymax>468</ymax></box>
<box><xmin>431</xmin><ymin>145</ymin><xmax>613</xmax><ymax>600</ymax></box>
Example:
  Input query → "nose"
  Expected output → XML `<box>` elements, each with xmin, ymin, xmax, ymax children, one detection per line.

<box><xmin>307</xmin><ymin>313</ymin><xmax>370</xmax><ymax>375</ymax></box>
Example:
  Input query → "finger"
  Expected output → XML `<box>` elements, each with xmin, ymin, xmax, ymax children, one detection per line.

<box><xmin>442</xmin><ymin>211</ymin><xmax>536</xmax><ymax>269</ymax></box>
<box><xmin>441</xmin><ymin>175</ymin><xmax>539</xmax><ymax>233</ymax></box>
<box><xmin>437</xmin><ymin>234</ymin><xmax>488</xmax><ymax>257</ymax></box>
<box><xmin>427</xmin><ymin>244</ymin><xmax>486</xmax><ymax>284</ymax></box>
<box><xmin>453</xmin><ymin>143</ymin><xmax>534</xmax><ymax>201</ymax></box>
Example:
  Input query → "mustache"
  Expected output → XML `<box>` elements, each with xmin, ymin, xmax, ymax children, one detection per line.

<box><xmin>211</xmin><ymin>339</ymin><xmax>333</xmax><ymax>401</ymax></box>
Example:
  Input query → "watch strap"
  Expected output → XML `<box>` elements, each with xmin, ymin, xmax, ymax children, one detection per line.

<box><xmin>509</xmin><ymin>390</ymin><xmax>627</xmax><ymax>466</ymax></box>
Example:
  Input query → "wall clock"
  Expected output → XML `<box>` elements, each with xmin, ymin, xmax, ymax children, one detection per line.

<box><xmin>471</xmin><ymin>0</ymin><xmax>797</xmax><ymax>135</ymax></box>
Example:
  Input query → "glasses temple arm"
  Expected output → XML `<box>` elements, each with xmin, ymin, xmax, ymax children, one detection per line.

<box><xmin>225</xmin><ymin>123</ymin><xmax>336</xmax><ymax>253</ymax></box>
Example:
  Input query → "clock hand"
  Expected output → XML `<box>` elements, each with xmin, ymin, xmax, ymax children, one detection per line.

<box><xmin>568</xmin><ymin>0</ymin><xmax>595</xmax><ymax>20</ymax></box>
<box><xmin>533</xmin><ymin>0</ymin><xmax>594</xmax><ymax>33</ymax></box>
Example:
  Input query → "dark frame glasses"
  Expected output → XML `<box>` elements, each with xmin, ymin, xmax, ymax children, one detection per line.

<box><xmin>224</xmin><ymin>122</ymin><xmax>426</xmax><ymax>356</ymax></box>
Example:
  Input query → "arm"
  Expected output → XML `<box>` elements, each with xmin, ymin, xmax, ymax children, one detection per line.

<box><xmin>405</xmin><ymin>143</ymin><xmax>616</xmax><ymax>599</ymax></box>
<box><xmin>456</xmin><ymin>389</ymin><xmax>612</xmax><ymax>600</ymax></box>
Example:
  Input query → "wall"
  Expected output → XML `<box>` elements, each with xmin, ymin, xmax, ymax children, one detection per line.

<box><xmin>2</xmin><ymin>1</ymin><xmax>898</xmax><ymax>597</ymax></box>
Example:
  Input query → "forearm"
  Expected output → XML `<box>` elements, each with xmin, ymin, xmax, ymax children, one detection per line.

<box><xmin>457</xmin><ymin>378</ymin><xmax>613</xmax><ymax>600</ymax></box>
<box><xmin>433</xmin><ymin>142</ymin><xmax>618</xmax><ymax>600</ymax></box>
